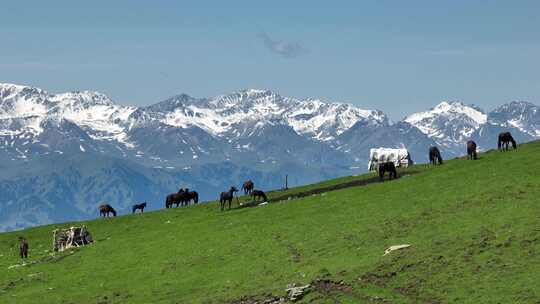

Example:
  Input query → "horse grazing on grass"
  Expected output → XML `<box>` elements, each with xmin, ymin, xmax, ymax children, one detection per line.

<box><xmin>132</xmin><ymin>202</ymin><xmax>147</xmax><ymax>214</ymax></box>
<box><xmin>377</xmin><ymin>162</ymin><xmax>397</xmax><ymax>181</ymax></box>
<box><xmin>99</xmin><ymin>204</ymin><xmax>117</xmax><ymax>217</ymax></box>
<box><xmin>241</xmin><ymin>180</ymin><xmax>254</xmax><ymax>195</ymax></box>
<box><xmin>466</xmin><ymin>140</ymin><xmax>477</xmax><ymax>160</ymax></box>
<box><xmin>220</xmin><ymin>186</ymin><xmax>239</xmax><ymax>211</ymax></box>
<box><xmin>429</xmin><ymin>146</ymin><xmax>443</xmax><ymax>165</ymax></box>
<box><xmin>18</xmin><ymin>237</ymin><xmax>28</xmax><ymax>259</ymax></box>
<box><xmin>252</xmin><ymin>189</ymin><xmax>268</xmax><ymax>202</ymax></box>
<box><xmin>498</xmin><ymin>132</ymin><xmax>517</xmax><ymax>151</ymax></box>
<box><xmin>165</xmin><ymin>189</ymin><xmax>185</xmax><ymax>208</ymax></box>
<box><xmin>181</xmin><ymin>189</ymin><xmax>199</xmax><ymax>206</ymax></box>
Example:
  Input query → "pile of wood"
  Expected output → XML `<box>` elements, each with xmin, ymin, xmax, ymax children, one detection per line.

<box><xmin>52</xmin><ymin>225</ymin><xmax>93</xmax><ymax>252</ymax></box>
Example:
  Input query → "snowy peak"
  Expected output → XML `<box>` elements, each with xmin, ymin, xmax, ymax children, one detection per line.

<box><xmin>406</xmin><ymin>101</ymin><xmax>487</xmax><ymax>127</ymax></box>
<box><xmin>488</xmin><ymin>101</ymin><xmax>540</xmax><ymax>136</ymax></box>
<box><xmin>0</xmin><ymin>83</ymin><xmax>136</xmax><ymax>143</ymax></box>
<box><xmin>404</xmin><ymin>101</ymin><xmax>487</xmax><ymax>146</ymax></box>
<box><xmin>133</xmin><ymin>89</ymin><xmax>387</xmax><ymax>141</ymax></box>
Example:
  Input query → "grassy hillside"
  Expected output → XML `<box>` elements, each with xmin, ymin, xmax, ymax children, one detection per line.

<box><xmin>1</xmin><ymin>142</ymin><xmax>540</xmax><ymax>303</ymax></box>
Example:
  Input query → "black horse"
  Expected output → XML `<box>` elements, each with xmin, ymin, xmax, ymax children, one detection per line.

<box><xmin>377</xmin><ymin>162</ymin><xmax>397</xmax><ymax>181</ymax></box>
<box><xmin>466</xmin><ymin>140</ymin><xmax>477</xmax><ymax>160</ymax></box>
<box><xmin>498</xmin><ymin>132</ymin><xmax>517</xmax><ymax>151</ymax></box>
<box><xmin>132</xmin><ymin>202</ymin><xmax>147</xmax><ymax>214</ymax></box>
<box><xmin>181</xmin><ymin>189</ymin><xmax>199</xmax><ymax>206</ymax></box>
<box><xmin>252</xmin><ymin>189</ymin><xmax>268</xmax><ymax>202</ymax></box>
<box><xmin>99</xmin><ymin>204</ymin><xmax>117</xmax><ymax>217</ymax></box>
<box><xmin>429</xmin><ymin>146</ymin><xmax>443</xmax><ymax>165</ymax></box>
<box><xmin>241</xmin><ymin>180</ymin><xmax>254</xmax><ymax>195</ymax></box>
<box><xmin>165</xmin><ymin>189</ymin><xmax>185</xmax><ymax>208</ymax></box>
<box><xmin>18</xmin><ymin>237</ymin><xmax>29</xmax><ymax>259</ymax></box>
<box><xmin>220</xmin><ymin>186</ymin><xmax>239</xmax><ymax>211</ymax></box>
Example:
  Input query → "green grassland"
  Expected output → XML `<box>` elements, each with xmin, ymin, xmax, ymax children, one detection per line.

<box><xmin>1</xmin><ymin>142</ymin><xmax>540</xmax><ymax>303</ymax></box>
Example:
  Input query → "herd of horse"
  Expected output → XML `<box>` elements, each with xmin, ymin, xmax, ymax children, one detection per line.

<box><xmin>98</xmin><ymin>179</ymin><xmax>268</xmax><ymax>216</ymax></box>
<box><xmin>377</xmin><ymin>131</ymin><xmax>517</xmax><ymax>181</ymax></box>
<box><xmin>99</xmin><ymin>132</ymin><xmax>518</xmax><ymax>216</ymax></box>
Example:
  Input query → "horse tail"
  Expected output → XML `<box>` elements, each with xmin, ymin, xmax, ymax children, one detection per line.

<box><xmin>111</xmin><ymin>207</ymin><xmax>117</xmax><ymax>217</ymax></box>
<box><xmin>498</xmin><ymin>135</ymin><xmax>502</xmax><ymax>150</ymax></box>
<box><xmin>262</xmin><ymin>192</ymin><xmax>268</xmax><ymax>202</ymax></box>
<box><xmin>165</xmin><ymin>195</ymin><xmax>171</xmax><ymax>208</ymax></box>
<box><xmin>132</xmin><ymin>206</ymin><xmax>136</xmax><ymax>214</ymax></box>
<box><xmin>194</xmin><ymin>192</ymin><xmax>199</xmax><ymax>204</ymax></box>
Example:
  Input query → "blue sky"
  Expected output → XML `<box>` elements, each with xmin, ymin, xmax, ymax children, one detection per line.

<box><xmin>1</xmin><ymin>0</ymin><xmax>539</xmax><ymax>119</ymax></box>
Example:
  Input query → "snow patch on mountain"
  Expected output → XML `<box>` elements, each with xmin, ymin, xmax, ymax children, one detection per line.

<box><xmin>141</xmin><ymin>89</ymin><xmax>387</xmax><ymax>141</ymax></box>
<box><xmin>404</xmin><ymin>101</ymin><xmax>487</xmax><ymax>147</ymax></box>
<box><xmin>0</xmin><ymin>83</ymin><xmax>137</xmax><ymax>146</ymax></box>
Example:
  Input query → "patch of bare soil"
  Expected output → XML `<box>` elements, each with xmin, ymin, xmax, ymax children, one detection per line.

<box><xmin>311</xmin><ymin>278</ymin><xmax>392</xmax><ymax>303</ymax></box>
<box><xmin>227</xmin><ymin>294</ymin><xmax>286</xmax><ymax>304</ymax></box>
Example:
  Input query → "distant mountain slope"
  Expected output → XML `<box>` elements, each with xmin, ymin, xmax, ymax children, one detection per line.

<box><xmin>0</xmin><ymin>82</ymin><xmax>539</xmax><ymax>230</ymax></box>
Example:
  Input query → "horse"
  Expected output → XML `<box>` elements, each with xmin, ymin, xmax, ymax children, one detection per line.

<box><xmin>99</xmin><ymin>204</ymin><xmax>117</xmax><ymax>217</ymax></box>
<box><xmin>377</xmin><ymin>162</ymin><xmax>397</xmax><ymax>181</ymax></box>
<box><xmin>252</xmin><ymin>189</ymin><xmax>268</xmax><ymax>202</ymax></box>
<box><xmin>466</xmin><ymin>140</ymin><xmax>477</xmax><ymax>160</ymax></box>
<box><xmin>181</xmin><ymin>189</ymin><xmax>199</xmax><ymax>206</ymax></box>
<box><xmin>220</xmin><ymin>186</ymin><xmax>239</xmax><ymax>211</ymax></box>
<box><xmin>498</xmin><ymin>132</ymin><xmax>517</xmax><ymax>151</ymax></box>
<box><xmin>132</xmin><ymin>202</ymin><xmax>147</xmax><ymax>214</ymax></box>
<box><xmin>18</xmin><ymin>237</ymin><xmax>28</xmax><ymax>259</ymax></box>
<box><xmin>429</xmin><ymin>146</ymin><xmax>443</xmax><ymax>165</ymax></box>
<box><xmin>166</xmin><ymin>189</ymin><xmax>185</xmax><ymax>208</ymax></box>
<box><xmin>241</xmin><ymin>180</ymin><xmax>254</xmax><ymax>195</ymax></box>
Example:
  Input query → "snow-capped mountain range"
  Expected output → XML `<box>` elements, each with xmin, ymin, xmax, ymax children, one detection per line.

<box><xmin>0</xmin><ymin>82</ymin><xmax>539</xmax><ymax>231</ymax></box>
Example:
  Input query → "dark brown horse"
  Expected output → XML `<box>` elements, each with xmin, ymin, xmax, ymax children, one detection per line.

<box><xmin>498</xmin><ymin>132</ymin><xmax>517</xmax><ymax>151</ymax></box>
<box><xmin>429</xmin><ymin>146</ymin><xmax>443</xmax><ymax>165</ymax></box>
<box><xmin>466</xmin><ymin>140</ymin><xmax>477</xmax><ymax>160</ymax></box>
<box><xmin>132</xmin><ymin>202</ymin><xmax>147</xmax><ymax>214</ymax></box>
<box><xmin>181</xmin><ymin>188</ymin><xmax>199</xmax><ymax>206</ymax></box>
<box><xmin>18</xmin><ymin>237</ymin><xmax>28</xmax><ymax>259</ymax></box>
<box><xmin>377</xmin><ymin>162</ymin><xmax>397</xmax><ymax>181</ymax></box>
<box><xmin>166</xmin><ymin>189</ymin><xmax>185</xmax><ymax>208</ymax></box>
<box><xmin>220</xmin><ymin>186</ymin><xmax>239</xmax><ymax>211</ymax></box>
<box><xmin>252</xmin><ymin>189</ymin><xmax>268</xmax><ymax>202</ymax></box>
<box><xmin>241</xmin><ymin>180</ymin><xmax>254</xmax><ymax>195</ymax></box>
<box><xmin>99</xmin><ymin>204</ymin><xmax>117</xmax><ymax>217</ymax></box>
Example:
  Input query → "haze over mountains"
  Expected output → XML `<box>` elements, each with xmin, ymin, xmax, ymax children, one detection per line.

<box><xmin>1</xmin><ymin>83</ymin><xmax>539</xmax><ymax>231</ymax></box>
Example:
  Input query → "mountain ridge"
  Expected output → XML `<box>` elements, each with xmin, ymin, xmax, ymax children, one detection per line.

<box><xmin>0</xmin><ymin>82</ymin><xmax>539</xmax><ymax>231</ymax></box>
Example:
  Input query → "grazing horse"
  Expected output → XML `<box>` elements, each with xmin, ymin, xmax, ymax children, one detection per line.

<box><xmin>241</xmin><ymin>180</ymin><xmax>254</xmax><ymax>195</ymax></box>
<box><xmin>166</xmin><ymin>189</ymin><xmax>185</xmax><ymax>208</ymax></box>
<box><xmin>181</xmin><ymin>189</ymin><xmax>199</xmax><ymax>206</ymax></box>
<box><xmin>377</xmin><ymin>162</ymin><xmax>397</xmax><ymax>181</ymax></box>
<box><xmin>18</xmin><ymin>237</ymin><xmax>28</xmax><ymax>259</ymax></box>
<box><xmin>498</xmin><ymin>132</ymin><xmax>517</xmax><ymax>151</ymax></box>
<box><xmin>252</xmin><ymin>189</ymin><xmax>268</xmax><ymax>202</ymax></box>
<box><xmin>99</xmin><ymin>204</ymin><xmax>117</xmax><ymax>217</ymax></box>
<box><xmin>220</xmin><ymin>186</ymin><xmax>239</xmax><ymax>211</ymax></box>
<box><xmin>466</xmin><ymin>140</ymin><xmax>477</xmax><ymax>160</ymax></box>
<box><xmin>429</xmin><ymin>146</ymin><xmax>443</xmax><ymax>165</ymax></box>
<box><xmin>132</xmin><ymin>202</ymin><xmax>147</xmax><ymax>214</ymax></box>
